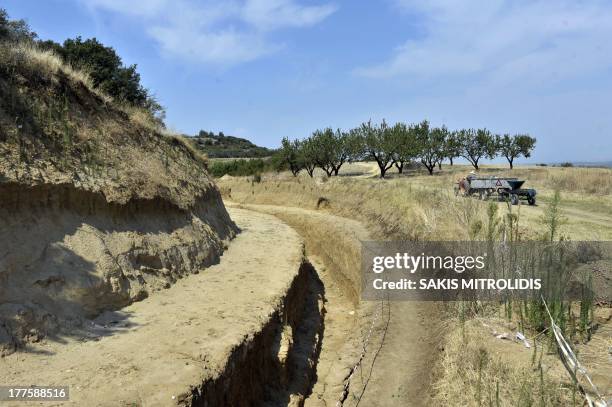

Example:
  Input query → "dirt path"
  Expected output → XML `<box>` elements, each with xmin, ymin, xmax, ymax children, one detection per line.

<box><xmin>557</xmin><ymin>205</ymin><xmax>612</xmax><ymax>228</ymax></box>
<box><xmin>0</xmin><ymin>208</ymin><xmax>306</xmax><ymax>406</ymax></box>
<box><xmin>229</xmin><ymin>203</ymin><xmax>441</xmax><ymax>407</ymax></box>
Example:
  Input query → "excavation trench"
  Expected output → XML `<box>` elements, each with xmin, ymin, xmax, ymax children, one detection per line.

<box><xmin>189</xmin><ymin>261</ymin><xmax>326</xmax><ymax>407</ymax></box>
<box><xmin>225</xmin><ymin>203</ymin><xmax>386</xmax><ymax>407</ymax></box>
<box><xmin>176</xmin><ymin>203</ymin><xmax>379</xmax><ymax>407</ymax></box>
<box><xmin>0</xmin><ymin>202</ymin><xmax>435</xmax><ymax>406</ymax></box>
<box><xmin>225</xmin><ymin>203</ymin><xmax>441</xmax><ymax>407</ymax></box>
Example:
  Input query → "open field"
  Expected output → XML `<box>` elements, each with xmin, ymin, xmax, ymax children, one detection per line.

<box><xmin>219</xmin><ymin>162</ymin><xmax>612</xmax><ymax>241</ymax></box>
<box><xmin>217</xmin><ymin>163</ymin><xmax>612</xmax><ymax>405</ymax></box>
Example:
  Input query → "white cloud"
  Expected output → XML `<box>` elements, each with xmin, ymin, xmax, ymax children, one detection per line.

<box><xmin>148</xmin><ymin>25</ymin><xmax>279</xmax><ymax>65</ymax></box>
<box><xmin>83</xmin><ymin>0</ymin><xmax>171</xmax><ymax>18</ymax></box>
<box><xmin>81</xmin><ymin>0</ymin><xmax>336</xmax><ymax>66</ymax></box>
<box><xmin>356</xmin><ymin>0</ymin><xmax>612</xmax><ymax>85</ymax></box>
<box><xmin>242</xmin><ymin>0</ymin><xmax>337</xmax><ymax>31</ymax></box>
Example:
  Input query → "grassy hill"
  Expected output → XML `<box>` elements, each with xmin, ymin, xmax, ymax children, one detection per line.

<box><xmin>192</xmin><ymin>131</ymin><xmax>272</xmax><ymax>158</ymax></box>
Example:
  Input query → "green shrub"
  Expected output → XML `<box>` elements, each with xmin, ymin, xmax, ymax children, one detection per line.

<box><xmin>208</xmin><ymin>158</ymin><xmax>283</xmax><ymax>178</ymax></box>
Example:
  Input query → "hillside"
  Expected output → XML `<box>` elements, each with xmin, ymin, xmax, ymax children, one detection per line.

<box><xmin>0</xmin><ymin>43</ymin><xmax>237</xmax><ymax>355</ymax></box>
<box><xmin>192</xmin><ymin>130</ymin><xmax>272</xmax><ymax>158</ymax></box>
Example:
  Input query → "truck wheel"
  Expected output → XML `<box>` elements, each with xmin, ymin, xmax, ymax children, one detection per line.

<box><xmin>510</xmin><ymin>194</ymin><xmax>519</xmax><ymax>205</ymax></box>
<box><xmin>528</xmin><ymin>196</ymin><xmax>536</xmax><ymax>206</ymax></box>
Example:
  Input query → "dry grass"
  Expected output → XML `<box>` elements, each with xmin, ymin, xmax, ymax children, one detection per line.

<box><xmin>0</xmin><ymin>41</ymin><xmax>214</xmax><ymax>209</ymax></box>
<box><xmin>219</xmin><ymin>172</ymin><xmax>533</xmax><ymax>241</ymax></box>
<box><xmin>0</xmin><ymin>42</ymin><xmax>112</xmax><ymax>104</ymax></box>
<box><xmin>433</xmin><ymin>319</ymin><xmax>575</xmax><ymax>406</ymax></box>
<box><xmin>501</xmin><ymin>166</ymin><xmax>612</xmax><ymax>196</ymax></box>
<box><xmin>168</xmin><ymin>133</ymin><xmax>209</xmax><ymax>168</ymax></box>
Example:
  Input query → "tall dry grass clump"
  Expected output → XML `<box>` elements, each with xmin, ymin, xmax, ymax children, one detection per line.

<box><xmin>0</xmin><ymin>42</ymin><xmax>111</xmax><ymax>103</ymax></box>
<box><xmin>1</xmin><ymin>41</ymin><xmax>167</xmax><ymax>133</ymax></box>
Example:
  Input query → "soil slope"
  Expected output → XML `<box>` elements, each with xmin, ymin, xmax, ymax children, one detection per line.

<box><xmin>0</xmin><ymin>43</ymin><xmax>236</xmax><ymax>355</ymax></box>
<box><xmin>0</xmin><ymin>208</ymin><xmax>318</xmax><ymax>406</ymax></box>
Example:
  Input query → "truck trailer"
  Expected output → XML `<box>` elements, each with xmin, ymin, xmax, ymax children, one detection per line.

<box><xmin>455</xmin><ymin>174</ymin><xmax>537</xmax><ymax>205</ymax></box>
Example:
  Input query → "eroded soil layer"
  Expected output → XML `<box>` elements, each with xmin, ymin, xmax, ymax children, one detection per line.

<box><xmin>0</xmin><ymin>208</ymin><xmax>320</xmax><ymax>406</ymax></box>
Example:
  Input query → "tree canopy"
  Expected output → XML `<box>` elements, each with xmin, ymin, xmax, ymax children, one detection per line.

<box><xmin>0</xmin><ymin>9</ymin><xmax>37</xmax><ymax>42</ymax></box>
<box><xmin>497</xmin><ymin>134</ymin><xmax>537</xmax><ymax>169</ymax></box>
<box><xmin>40</xmin><ymin>37</ymin><xmax>163</xmax><ymax>119</ymax></box>
<box><xmin>276</xmin><ymin>120</ymin><xmax>536</xmax><ymax>178</ymax></box>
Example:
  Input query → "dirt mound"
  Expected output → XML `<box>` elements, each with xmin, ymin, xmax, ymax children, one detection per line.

<box><xmin>0</xmin><ymin>43</ymin><xmax>237</xmax><ymax>355</ymax></box>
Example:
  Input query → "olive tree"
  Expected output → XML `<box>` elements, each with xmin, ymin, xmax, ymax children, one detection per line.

<box><xmin>278</xmin><ymin>137</ymin><xmax>302</xmax><ymax>176</ymax></box>
<box><xmin>434</xmin><ymin>126</ymin><xmax>450</xmax><ymax>170</ymax></box>
<box><xmin>444</xmin><ymin>130</ymin><xmax>462</xmax><ymax>166</ymax></box>
<box><xmin>391</xmin><ymin>122</ymin><xmax>420</xmax><ymax>174</ymax></box>
<box><xmin>310</xmin><ymin>127</ymin><xmax>359</xmax><ymax>176</ymax></box>
<box><xmin>359</xmin><ymin>120</ymin><xmax>397</xmax><ymax>178</ymax></box>
<box><xmin>497</xmin><ymin>134</ymin><xmax>536</xmax><ymax>169</ymax></box>
<box><xmin>299</xmin><ymin>137</ymin><xmax>318</xmax><ymax>177</ymax></box>
<box><xmin>459</xmin><ymin>128</ymin><xmax>497</xmax><ymax>170</ymax></box>
<box><xmin>415</xmin><ymin>121</ymin><xmax>445</xmax><ymax>175</ymax></box>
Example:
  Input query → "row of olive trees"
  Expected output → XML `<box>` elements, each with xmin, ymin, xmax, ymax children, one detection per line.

<box><xmin>279</xmin><ymin>120</ymin><xmax>536</xmax><ymax>178</ymax></box>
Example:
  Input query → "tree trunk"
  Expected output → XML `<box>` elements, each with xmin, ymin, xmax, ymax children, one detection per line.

<box><xmin>449</xmin><ymin>157</ymin><xmax>454</xmax><ymax>166</ymax></box>
<box><xmin>438</xmin><ymin>161</ymin><xmax>442</xmax><ymax>170</ymax></box>
<box><xmin>376</xmin><ymin>160</ymin><xmax>388</xmax><ymax>178</ymax></box>
<box><xmin>395</xmin><ymin>161</ymin><xmax>404</xmax><ymax>174</ymax></box>
<box><xmin>509</xmin><ymin>158</ymin><xmax>514</xmax><ymax>169</ymax></box>
<box><xmin>427</xmin><ymin>165</ymin><xmax>434</xmax><ymax>175</ymax></box>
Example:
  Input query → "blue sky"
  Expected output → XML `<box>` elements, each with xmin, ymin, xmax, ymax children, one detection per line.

<box><xmin>4</xmin><ymin>0</ymin><xmax>612</xmax><ymax>162</ymax></box>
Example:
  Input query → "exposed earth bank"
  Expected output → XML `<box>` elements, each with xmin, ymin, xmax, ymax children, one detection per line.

<box><xmin>0</xmin><ymin>208</ymin><xmax>320</xmax><ymax>406</ymax></box>
<box><xmin>0</xmin><ymin>184</ymin><xmax>235</xmax><ymax>356</ymax></box>
<box><xmin>0</xmin><ymin>43</ymin><xmax>237</xmax><ymax>355</ymax></box>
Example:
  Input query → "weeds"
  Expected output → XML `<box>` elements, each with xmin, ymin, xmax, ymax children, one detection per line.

<box><xmin>540</xmin><ymin>189</ymin><xmax>565</xmax><ymax>242</ymax></box>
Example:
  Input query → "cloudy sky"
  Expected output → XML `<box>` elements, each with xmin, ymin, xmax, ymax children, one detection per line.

<box><xmin>4</xmin><ymin>0</ymin><xmax>612</xmax><ymax>162</ymax></box>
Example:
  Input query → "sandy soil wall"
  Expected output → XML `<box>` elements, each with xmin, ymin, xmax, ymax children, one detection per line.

<box><xmin>0</xmin><ymin>183</ymin><xmax>236</xmax><ymax>355</ymax></box>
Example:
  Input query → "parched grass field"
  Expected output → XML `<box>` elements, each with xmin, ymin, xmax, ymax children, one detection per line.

<box><xmin>217</xmin><ymin>162</ymin><xmax>612</xmax><ymax>406</ymax></box>
<box><xmin>219</xmin><ymin>162</ymin><xmax>612</xmax><ymax>241</ymax></box>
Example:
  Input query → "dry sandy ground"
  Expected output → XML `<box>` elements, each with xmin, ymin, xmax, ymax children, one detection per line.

<box><xmin>231</xmin><ymin>203</ymin><xmax>442</xmax><ymax>407</ymax></box>
<box><xmin>0</xmin><ymin>208</ymin><xmax>303</xmax><ymax>406</ymax></box>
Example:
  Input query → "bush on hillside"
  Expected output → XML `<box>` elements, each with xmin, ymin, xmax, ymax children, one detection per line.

<box><xmin>208</xmin><ymin>158</ymin><xmax>285</xmax><ymax>178</ymax></box>
<box><xmin>1</xmin><ymin>8</ymin><xmax>163</xmax><ymax>123</ymax></box>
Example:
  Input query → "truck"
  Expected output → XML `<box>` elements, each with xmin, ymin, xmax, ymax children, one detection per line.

<box><xmin>455</xmin><ymin>174</ymin><xmax>537</xmax><ymax>205</ymax></box>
